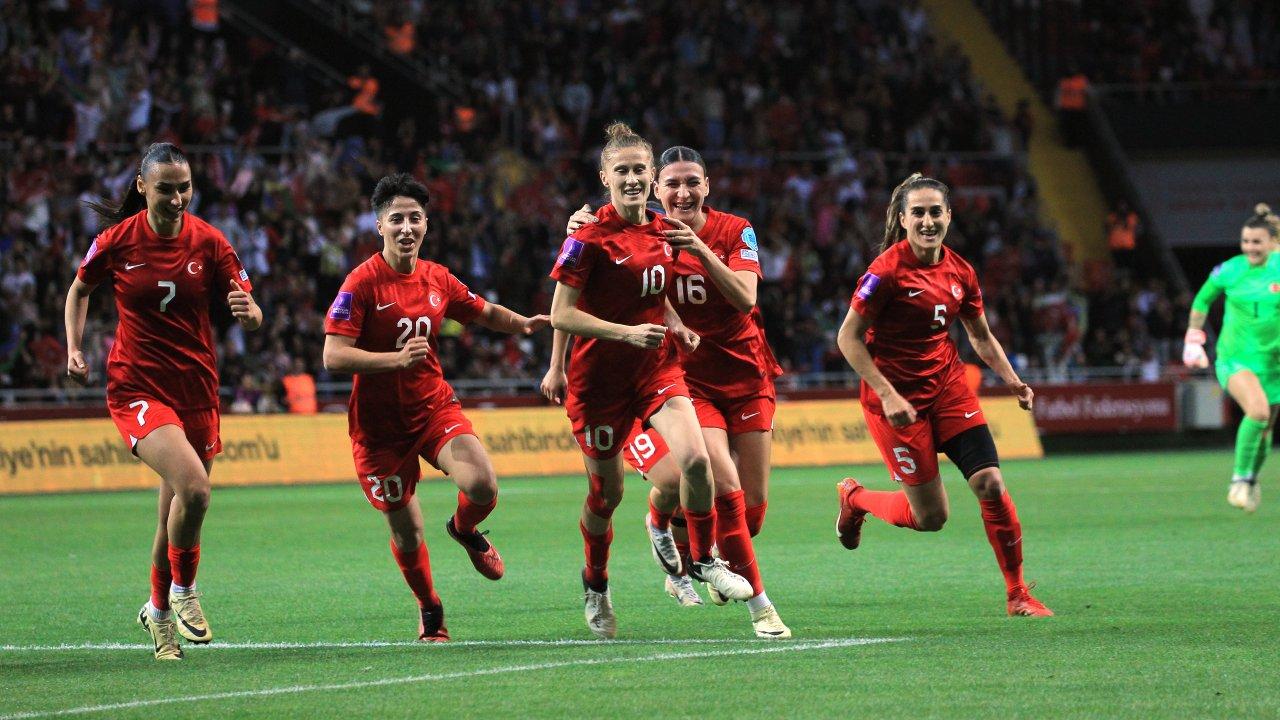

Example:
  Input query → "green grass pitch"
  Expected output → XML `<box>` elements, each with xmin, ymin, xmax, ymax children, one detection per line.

<box><xmin>1</xmin><ymin>449</ymin><xmax>1276</xmax><ymax>719</ymax></box>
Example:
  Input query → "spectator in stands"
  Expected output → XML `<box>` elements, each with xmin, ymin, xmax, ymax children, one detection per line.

<box><xmin>282</xmin><ymin>358</ymin><xmax>317</xmax><ymax>414</ymax></box>
<box><xmin>1106</xmin><ymin>199</ymin><xmax>1139</xmax><ymax>271</ymax></box>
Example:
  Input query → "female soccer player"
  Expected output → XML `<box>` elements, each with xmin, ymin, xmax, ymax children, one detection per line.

<box><xmin>65</xmin><ymin>142</ymin><xmax>263</xmax><ymax>660</ymax></box>
<box><xmin>1183</xmin><ymin>203</ymin><xmax>1280</xmax><ymax>513</ymax></box>
<box><xmin>552</xmin><ymin>146</ymin><xmax>788</xmax><ymax>638</ymax></box>
<box><xmin>547</xmin><ymin>123</ymin><xmax>752</xmax><ymax>639</ymax></box>
<box><xmin>833</xmin><ymin>173</ymin><xmax>1052</xmax><ymax>617</ymax></box>
<box><xmin>323</xmin><ymin>173</ymin><xmax>549</xmax><ymax>642</ymax></box>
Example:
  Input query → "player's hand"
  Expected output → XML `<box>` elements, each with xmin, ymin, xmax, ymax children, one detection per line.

<box><xmin>671</xmin><ymin>325</ymin><xmax>700</xmax><ymax>353</ymax></box>
<box><xmin>624</xmin><ymin>323</ymin><xmax>668</xmax><ymax>350</ymax></box>
<box><xmin>566</xmin><ymin>204</ymin><xmax>598</xmax><ymax>236</ymax></box>
<box><xmin>1182</xmin><ymin>328</ymin><xmax>1209</xmax><ymax>369</ymax></box>
<box><xmin>661</xmin><ymin>216</ymin><xmax>709</xmax><ymax>257</ymax></box>
<box><xmin>521</xmin><ymin>314</ymin><xmax>551</xmax><ymax>335</ymax></box>
<box><xmin>227</xmin><ymin>280</ymin><xmax>259</xmax><ymax>328</ymax></box>
<box><xmin>66</xmin><ymin>350</ymin><xmax>89</xmax><ymax>386</ymax></box>
<box><xmin>882</xmin><ymin>392</ymin><xmax>918</xmax><ymax>427</ymax></box>
<box><xmin>540</xmin><ymin>366</ymin><xmax>568</xmax><ymax>405</ymax></box>
<box><xmin>397</xmin><ymin>336</ymin><xmax>430</xmax><ymax>369</ymax></box>
<box><xmin>1009</xmin><ymin>381</ymin><xmax>1034</xmax><ymax>411</ymax></box>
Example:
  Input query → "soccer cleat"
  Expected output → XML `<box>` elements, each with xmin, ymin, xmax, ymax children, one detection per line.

<box><xmin>750</xmin><ymin>604</ymin><xmax>792</xmax><ymax>639</ymax></box>
<box><xmin>645</xmin><ymin>515</ymin><xmax>683</xmax><ymax>575</ymax></box>
<box><xmin>1007</xmin><ymin>583</ymin><xmax>1054</xmax><ymax>617</ymax></box>
<box><xmin>446</xmin><ymin>517</ymin><xmax>505</xmax><ymax>580</ymax></box>
<box><xmin>664</xmin><ymin>574</ymin><xmax>704</xmax><ymax>607</ymax></box>
<box><xmin>168</xmin><ymin>589</ymin><xmax>212</xmax><ymax>643</ymax></box>
<box><xmin>706</xmin><ymin>580</ymin><xmax>729</xmax><ymax>606</ymax></box>
<box><xmin>582</xmin><ymin>569</ymin><xmax>617</xmax><ymax>639</ymax></box>
<box><xmin>1245</xmin><ymin>482</ymin><xmax>1261</xmax><ymax>513</ymax></box>
<box><xmin>836</xmin><ymin>478</ymin><xmax>868</xmax><ymax>549</ymax></box>
<box><xmin>138</xmin><ymin>605</ymin><xmax>183</xmax><ymax>660</ymax></box>
<box><xmin>688</xmin><ymin>557</ymin><xmax>753</xmax><ymax>602</ymax></box>
<box><xmin>1228</xmin><ymin>480</ymin><xmax>1260</xmax><ymax>512</ymax></box>
<box><xmin>418</xmin><ymin>603</ymin><xmax>450</xmax><ymax>642</ymax></box>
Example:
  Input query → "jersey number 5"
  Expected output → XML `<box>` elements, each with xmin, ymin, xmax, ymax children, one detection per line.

<box><xmin>932</xmin><ymin>304</ymin><xmax>947</xmax><ymax>329</ymax></box>
<box><xmin>395</xmin><ymin>316</ymin><xmax>432</xmax><ymax>348</ymax></box>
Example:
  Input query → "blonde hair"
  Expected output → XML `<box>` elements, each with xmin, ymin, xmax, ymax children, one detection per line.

<box><xmin>1245</xmin><ymin>202</ymin><xmax>1280</xmax><ymax>238</ymax></box>
<box><xmin>879</xmin><ymin>172</ymin><xmax>951</xmax><ymax>254</ymax></box>
<box><xmin>599</xmin><ymin>121</ymin><xmax>653</xmax><ymax>170</ymax></box>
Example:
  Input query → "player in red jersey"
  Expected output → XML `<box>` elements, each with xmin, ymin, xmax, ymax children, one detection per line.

<box><xmin>546</xmin><ymin>122</ymin><xmax>752</xmax><ymax>639</ymax></box>
<box><xmin>64</xmin><ymin>143</ymin><xmax>263</xmax><ymax>660</ymax></box>
<box><xmin>833</xmin><ymin>173</ymin><xmax>1052</xmax><ymax>617</ymax></box>
<box><xmin>555</xmin><ymin>146</ymin><xmax>788</xmax><ymax>638</ymax></box>
<box><xmin>323</xmin><ymin>173</ymin><xmax>548</xmax><ymax>642</ymax></box>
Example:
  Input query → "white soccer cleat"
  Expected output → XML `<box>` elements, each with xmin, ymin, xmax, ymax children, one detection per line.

<box><xmin>138</xmin><ymin>605</ymin><xmax>183</xmax><ymax>661</ymax></box>
<box><xmin>706</xmin><ymin>581</ymin><xmax>729</xmax><ymax>606</ymax></box>
<box><xmin>1244</xmin><ymin>482</ymin><xmax>1261</xmax><ymax>513</ymax></box>
<box><xmin>750</xmin><ymin>604</ymin><xmax>792</xmax><ymax>639</ymax></box>
<box><xmin>582</xmin><ymin>574</ymin><xmax>617</xmax><ymax>639</ymax></box>
<box><xmin>645</xmin><ymin>515</ymin><xmax>683</xmax><ymax>575</ymax></box>
<box><xmin>1228</xmin><ymin>481</ymin><xmax>1251</xmax><ymax>509</ymax></box>
<box><xmin>689</xmin><ymin>557</ymin><xmax>753</xmax><ymax>602</ymax></box>
<box><xmin>664</xmin><ymin>574</ymin><xmax>704</xmax><ymax>607</ymax></box>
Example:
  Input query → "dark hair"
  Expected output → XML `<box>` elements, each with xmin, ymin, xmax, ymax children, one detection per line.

<box><xmin>370</xmin><ymin>173</ymin><xmax>431</xmax><ymax>216</ymax></box>
<box><xmin>1244</xmin><ymin>202</ymin><xmax>1279</xmax><ymax>239</ymax></box>
<box><xmin>84</xmin><ymin>143</ymin><xmax>188</xmax><ymax>226</ymax></box>
<box><xmin>657</xmin><ymin>145</ymin><xmax>706</xmax><ymax>175</ymax></box>
<box><xmin>879</xmin><ymin>172</ymin><xmax>951</xmax><ymax>254</ymax></box>
<box><xmin>599</xmin><ymin>121</ymin><xmax>653</xmax><ymax>170</ymax></box>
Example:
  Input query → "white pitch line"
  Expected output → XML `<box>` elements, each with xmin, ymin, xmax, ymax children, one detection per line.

<box><xmin>0</xmin><ymin>637</ymin><xmax>901</xmax><ymax>720</ymax></box>
<box><xmin>0</xmin><ymin>636</ymin><xmax>879</xmax><ymax>651</ymax></box>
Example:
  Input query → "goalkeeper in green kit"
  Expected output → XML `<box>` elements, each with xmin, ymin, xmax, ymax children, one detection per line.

<box><xmin>1184</xmin><ymin>204</ymin><xmax>1280</xmax><ymax>512</ymax></box>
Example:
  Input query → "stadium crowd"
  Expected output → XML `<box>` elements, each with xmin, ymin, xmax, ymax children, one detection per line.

<box><xmin>0</xmin><ymin>0</ymin><xmax>1188</xmax><ymax>404</ymax></box>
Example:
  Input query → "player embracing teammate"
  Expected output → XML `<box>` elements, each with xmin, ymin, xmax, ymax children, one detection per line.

<box><xmin>835</xmin><ymin>173</ymin><xmax>1053</xmax><ymax>617</ymax></box>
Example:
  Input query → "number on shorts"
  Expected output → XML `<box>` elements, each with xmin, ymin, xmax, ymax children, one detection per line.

<box><xmin>158</xmin><ymin>281</ymin><xmax>176</xmax><ymax>312</ymax></box>
<box><xmin>627</xmin><ymin>433</ymin><xmax>656</xmax><ymax>466</ymax></box>
<box><xmin>639</xmin><ymin>266</ymin><xmax>666</xmax><ymax>297</ymax></box>
<box><xmin>675</xmin><ymin>275</ymin><xmax>706</xmax><ymax>304</ymax></box>
<box><xmin>395</xmin><ymin>316</ymin><xmax>432</xmax><ymax>349</ymax></box>
<box><xmin>932</xmin><ymin>304</ymin><xmax>946</xmax><ymax>329</ymax></box>
<box><xmin>128</xmin><ymin>399</ymin><xmax>150</xmax><ymax>426</ymax></box>
<box><xmin>366</xmin><ymin>474</ymin><xmax>404</xmax><ymax>504</ymax></box>
<box><xmin>584</xmin><ymin>424</ymin><xmax>615</xmax><ymax>451</ymax></box>
<box><xmin>893</xmin><ymin>446</ymin><xmax>917</xmax><ymax>476</ymax></box>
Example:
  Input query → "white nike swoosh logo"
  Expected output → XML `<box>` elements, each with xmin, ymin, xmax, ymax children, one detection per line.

<box><xmin>615</xmin><ymin>255</ymin><xmax>633</xmax><ymax>264</ymax></box>
<box><xmin>741</xmin><ymin>411</ymin><xmax>760</xmax><ymax>420</ymax></box>
<box><xmin>1006</xmin><ymin>537</ymin><xmax>1022</xmax><ymax>547</ymax></box>
<box><xmin>908</xmin><ymin>290</ymin><xmax>924</xmax><ymax>297</ymax></box>
<box><xmin>444</xmin><ymin>424</ymin><xmax>461</xmax><ymax>433</ymax></box>
<box><xmin>964</xmin><ymin>411</ymin><xmax>980</xmax><ymax>418</ymax></box>
<box><xmin>125</xmin><ymin>262</ymin><xmax>146</xmax><ymax>270</ymax></box>
<box><xmin>204</xmin><ymin>442</ymin><xmax>215</xmax><ymax>451</ymax></box>
<box><xmin>376</xmin><ymin>302</ymin><xmax>396</xmax><ymax>310</ymax></box>
<box><xmin>656</xmin><ymin>384</ymin><xmax>676</xmax><ymax>395</ymax></box>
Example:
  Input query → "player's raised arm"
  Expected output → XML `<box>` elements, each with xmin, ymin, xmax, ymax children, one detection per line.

<box><xmin>549</xmin><ymin>281</ymin><xmax>666</xmax><ymax>349</ymax></box>
<box><xmin>836</xmin><ymin>306</ymin><xmax>916</xmax><ymax>427</ymax></box>
<box><xmin>960</xmin><ymin>313</ymin><xmax>1033</xmax><ymax>411</ymax></box>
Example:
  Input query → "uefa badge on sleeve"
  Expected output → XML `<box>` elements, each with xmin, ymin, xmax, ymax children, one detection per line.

<box><xmin>329</xmin><ymin>291</ymin><xmax>354</xmax><ymax>320</ymax></box>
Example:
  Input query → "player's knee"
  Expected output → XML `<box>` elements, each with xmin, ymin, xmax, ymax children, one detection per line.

<box><xmin>391</xmin><ymin>527</ymin><xmax>424</xmax><ymax>550</ymax></box>
<box><xmin>916</xmin><ymin>508</ymin><xmax>948</xmax><ymax>532</ymax></box>
<box><xmin>586</xmin><ymin>472</ymin><xmax>622</xmax><ymax>518</ymax></box>
<box><xmin>1246</xmin><ymin>408</ymin><xmax>1271</xmax><ymax>424</ymax></box>
<box><xmin>174</xmin><ymin>473</ymin><xmax>211</xmax><ymax>512</ymax></box>
<box><xmin>462</xmin><ymin>469</ymin><xmax>498</xmax><ymax>503</ymax></box>
<box><xmin>678</xmin><ymin>451</ymin><xmax>711</xmax><ymax>484</ymax></box>
<box><xmin>968</xmin><ymin>468</ymin><xmax>1005</xmax><ymax>500</ymax></box>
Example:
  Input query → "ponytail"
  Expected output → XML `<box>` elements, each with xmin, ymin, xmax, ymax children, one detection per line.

<box><xmin>1244</xmin><ymin>202</ymin><xmax>1280</xmax><ymax>239</ymax></box>
<box><xmin>84</xmin><ymin>142</ymin><xmax>189</xmax><ymax>226</ymax></box>
<box><xmin>879</xmin><ymin>172</ymin><xmax>951</xmax><ymax>255</ymax></box>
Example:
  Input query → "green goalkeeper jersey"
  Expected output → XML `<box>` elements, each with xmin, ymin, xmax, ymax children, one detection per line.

<box><xmin>1191</xmin><ymin>251</ymin><xmax>1280</xmax><ymax>362</ymax></box>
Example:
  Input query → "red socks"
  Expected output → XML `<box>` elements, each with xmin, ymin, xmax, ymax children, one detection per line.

<box><xmin>166</xmin><ymin>544</ymin><xmax>200</xmax><ymax>588</ymax></box>
<box><xmin>745</xmin><ymin>501</ymin><xmax>767</xmax><ymax>537</ymax></box>
<box><xmin>715</xmin><ymin>490</ymin><xmax>763</xmax><ymax>596</ymax></box>
<box><xmin>683</xmin><ymin>508</ymin><xmax>716</xmax><ymax>562</ymax></box>
<box><xmin>850</xmin><ymin>489</ymin><xmax>921</xmax><ymax>530</ymax></box>
<box><xmin>453</xmin><ymin>491</ymin><xmax>496</xmax><ymax>534</ymax></box>
<box><xmin>580</xmin><ymin>522</ymin><xmax>613</xmax><ymax>591</ymax></box>
<box><xmin>390</xmin><ymin>539</ymin><xmax>440</xmax><ymax>609</ymax></box>
<box><xmin>150</xmin><ymin>565</ymin><xmax>172</xmax><ymax>610</ymax></box>
<box><xmin>979</xmin><ymin>492</ymin><xmax>1025</xmax><ymax>591</ymax></box>
<box><xmin>648</xmin><ymin>500</ymin><xmax>673</xmax><ymax>531</ymax></box>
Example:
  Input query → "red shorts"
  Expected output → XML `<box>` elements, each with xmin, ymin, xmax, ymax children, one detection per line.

<box><xmin>621</xmin><ymin>425</ymin><xmax>670</xmax><ymax>476</ymax></box>
<box><xmin>107</xmin><ymin>397</ymin><xmax>221</xmax><ymax>462</ymax></box>
<box><xmin>693</xmin><ymin>393</ymin><xmax>775</xmax><ymax>434</ymax></box>
<box><xmin>863</xmin><ymin>383</ymin><xmax>986</xmax><ymax>486</ymax></box>
<box><xmin>566</xmin><ymin>364</ymin><xmax>688</xmax><ymax>460</ymax></box>
<box><xmin>351</xmin><ymin>402</ymin><xmax>474</xmax><ymax>512</ymax></box>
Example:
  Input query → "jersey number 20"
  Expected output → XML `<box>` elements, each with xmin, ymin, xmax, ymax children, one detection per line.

<box><xmin>396</xmin><ymin>316</ymin><xmax>432</xmax><ymax>349</ymax></box>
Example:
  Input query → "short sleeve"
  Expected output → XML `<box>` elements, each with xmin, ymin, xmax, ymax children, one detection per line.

<box><xmin>213</xmin><ymin>233</ymin><xmax>253</xmax><ymax>293</ymax></box>
<box><xmin>443</xmin><ymin>270</ymin><xmax>486</xmax><ymax>323</ymax></box>
<box><xmin>77</xmin><ymin>234</ymin><xmax>112</xmax><ymax>286</ymax></box>
<box><xmin>850</xmin><ymin>262</ymin><xmax>894</xmax><ymax>321</ymax></box>
<box><xmin>324</xmin><ymin>273</ymin><xmax>367</xmax><ymax>338</ymax></box>
<box><xmin>960</xmin><ymin>265</ymin><xmax>984</xmax><ymax>318</ymax></box>
<box><xmin>549</xmin><ymin>235</ymin><xmax>598</xmax><ymax>289</ymax></box>
<box><xmin>726</xmin><ymin>223</ymin><xmax>763</xmax><ymax>277</ymax></box>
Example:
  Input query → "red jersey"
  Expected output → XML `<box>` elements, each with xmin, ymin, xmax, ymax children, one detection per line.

<box><xmin>325</xmin><ymin>253</ymin><xmax>486</xmax><ymax>445</ymax></box>
<box><xmin>668</xmin><ymin>206</ymin><xmax>781</xmax><ymax>399</ymax></box>
<box><xmin>77</xmin><ymin>209</ymin><xmax>252</xmax><ymax>410</ymax></box>
<box><xmin>549</xmin><ymin>205</ymin><xmax>678</xmax><ymax>396</ymax></box>
<box><xmin>850</xmin><ymin>241</ymin><xmax>983</xmax><ymax>413</ymax></box>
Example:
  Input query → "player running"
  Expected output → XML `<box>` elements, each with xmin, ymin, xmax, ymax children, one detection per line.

<box><xmin>547</xmin><ymin>123</ymin><xmax>752</xmax><ymax>639</ymax></box>
<box><xmin>834</xmin><ymin>173</ymin><xmax>1053</xmax><ymax>618</ymax></box>
<box><xmin>65</xmin><ymin>142</ymin><xmax>263</xmax><ymax>660</ymax></box>
<box><xmin>1183</xmin><ymin>203</ymin><xmax>1280</xmax><ymax>513</ymax></box>
<box><xmin>553</xmin><ymin>145</ymin><xmax>788</xmax><ymax>638</ymax></box>
<box><xmin>323</xmin><ymin>173</ymin><xmax>548</xmax><ymax>642</ymax></box>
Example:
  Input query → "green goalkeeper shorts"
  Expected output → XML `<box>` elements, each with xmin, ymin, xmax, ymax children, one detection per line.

<box><xmin>1216</xmin><ymin>356</ymin><xmax>1280</xmax><ymax>404</ymax></box>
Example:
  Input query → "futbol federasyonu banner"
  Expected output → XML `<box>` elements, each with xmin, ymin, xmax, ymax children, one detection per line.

<box><xmin>0</xmin><ymin>398</ymin><xmax>1041</xmax><ymax>494</ymax></box>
